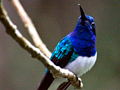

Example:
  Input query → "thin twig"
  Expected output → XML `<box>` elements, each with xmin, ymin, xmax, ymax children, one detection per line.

<box><xmin>0</xmin><ymin>1</ymin><xmax>83</xmax><ymax>89</ymax></box>
<box><xmin>10</xmin><ymin>0</ymin><xmax>51</xmax><ymax>58</ymax></box>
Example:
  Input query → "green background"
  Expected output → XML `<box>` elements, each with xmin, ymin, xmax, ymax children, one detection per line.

<box><xmin>0</xmin><ymin>0</ymin><xmax>120</xmax><ymax>90</ymax></box>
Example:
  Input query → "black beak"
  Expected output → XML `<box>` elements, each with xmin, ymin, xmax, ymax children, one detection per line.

<box><xmin>78</xmin><ymin>4</ymin><xmax>87</xmax><ymax>21</ymax></box>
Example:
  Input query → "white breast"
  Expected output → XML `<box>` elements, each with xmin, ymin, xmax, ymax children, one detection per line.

<box><xmin>65</xmin><ymin>52</ymin><xmax>97</xmax><ymax>76</ymax></box>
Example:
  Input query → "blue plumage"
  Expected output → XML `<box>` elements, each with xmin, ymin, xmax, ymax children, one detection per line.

<box><xmin>38</xmin><ymin>4</ymin><xmax>97</xmax><ymax>90</ymax></box>
<box><xmin>50</xmin><ymin>36</ymin><xmax>73</xmax><ymax>60</ymax></box>
<box><xmin>69</xmin><ymin>15</ymin><xmax>96</xmax><ymax>57</ymax></box>
<box><xmin>50</xmin><ymin>36</ymin><xmax>79</xmax><ymax>63</ymax></box>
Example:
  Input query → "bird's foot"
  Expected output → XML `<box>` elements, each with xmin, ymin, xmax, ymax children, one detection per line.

<box><xmin>70</xmin><ymin>75</ymin><xmax>83</xmax><ymax>89</ymax></box>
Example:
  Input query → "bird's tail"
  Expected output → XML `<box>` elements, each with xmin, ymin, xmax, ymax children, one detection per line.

<box><xmin>37</xmin><ymin>71</ymin><xmax>54</xmax><ymax>90</ymax></box>
<box><xmin>57</xmin><ymin>81</ymin><xmax>71</xmax><ymax>90</ymax></box>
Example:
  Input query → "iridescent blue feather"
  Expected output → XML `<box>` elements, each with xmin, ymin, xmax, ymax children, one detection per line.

<box><xmin>50</xmin><ymin>36</ymin><xmax>79</xmax><ymax>62</ymax></box>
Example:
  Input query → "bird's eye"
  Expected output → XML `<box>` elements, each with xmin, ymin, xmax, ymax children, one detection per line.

<box><xmin>91</xmin><ymin>22</ymin><xmax>95</xmax><ymax>27</ymax></box>
<box><xmin>91</xmin><ymin>22</ymin><xmax>96</xmax><ymax>36</ymax></box>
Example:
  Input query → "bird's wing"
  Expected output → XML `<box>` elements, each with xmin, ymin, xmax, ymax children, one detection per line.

<box><xmin>37</xmin><ymin>36</ymin><xmax>74</xmax><ymax>90</ymax></box>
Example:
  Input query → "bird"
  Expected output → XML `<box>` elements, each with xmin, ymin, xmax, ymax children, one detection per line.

<box><xmin>37</xmin><ymin>4</ymin><xmax>97</xmax><ymax>90</ymax></box>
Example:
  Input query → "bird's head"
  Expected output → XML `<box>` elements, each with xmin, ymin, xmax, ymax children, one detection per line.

<box><xmin>76</xmin><ymin>4</ymin><xmax>96</xmax><ymax>36</ymax></box>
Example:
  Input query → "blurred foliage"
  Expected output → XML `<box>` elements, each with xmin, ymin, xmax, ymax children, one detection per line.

<box><xmin>0</xmin><ymin>0</ymin><xmax>120</xmax><ymax>90</ymax></box>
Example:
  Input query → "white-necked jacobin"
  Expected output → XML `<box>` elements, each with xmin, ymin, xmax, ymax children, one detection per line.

<box><xmin>37</xmin><ymin>4</ymin><xmax>97</xmax><ymax>90</ymax></box>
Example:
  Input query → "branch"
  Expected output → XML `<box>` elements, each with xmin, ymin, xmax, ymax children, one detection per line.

<box><xmin>10</xmin><ymin>0</ymin><xmax>51</xmax><ymax>58</ymax></box>
<box><xmin>0</xmin><ymin>1</ymin><xmax>83</xmax><ymax>89</ymax></box>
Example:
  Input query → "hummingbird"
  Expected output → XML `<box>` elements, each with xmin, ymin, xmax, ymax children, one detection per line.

<box><xmin>37</xmin><ymin>4</ymin><xmax>97</xmax><ymax>90</ymax></box>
